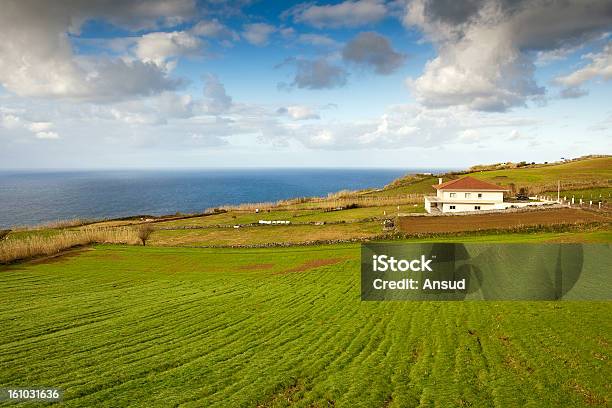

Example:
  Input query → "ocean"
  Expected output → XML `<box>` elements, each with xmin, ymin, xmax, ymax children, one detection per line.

<box><xmin>0</xmin><ymin>168</ymin><xmax>446</xmax><ymax>228</ymax></box>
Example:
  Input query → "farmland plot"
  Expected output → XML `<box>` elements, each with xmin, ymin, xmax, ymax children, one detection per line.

<box><xmin>398</xmin><ymin>208</ymin><xmax>610</xmax><ymax>234</ymax></box>
<box><xmin>0</xmin><ymin>244</ymin><xmax>610</xmax><ymax>407</ymax></box>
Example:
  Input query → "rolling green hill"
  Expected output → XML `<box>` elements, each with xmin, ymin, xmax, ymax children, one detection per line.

<box><xmin>374</xmin><ymin>156</ymin><xmax>611</xmax><ymax>196</ymax></box>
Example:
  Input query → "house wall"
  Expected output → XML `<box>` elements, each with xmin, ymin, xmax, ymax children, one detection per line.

<box><xmin>440</xmin><ymin>191</ymin><xmax>504</xmax><ymax>202</ymax></box>
<box><xmin>441</xmin><ymin>202</ymin><xmax>496</xmax><ymax>213</ymax></box>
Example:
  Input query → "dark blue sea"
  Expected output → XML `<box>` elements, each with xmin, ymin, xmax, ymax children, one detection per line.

<box><xmin>0</xmin><ymin>168</ymin><xmax>446</xmax><ymax>228</ymax></box>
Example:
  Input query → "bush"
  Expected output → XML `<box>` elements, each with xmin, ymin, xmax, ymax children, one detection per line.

<box><xmin>0</xmin><ymin>230</ymin><xmax>10</xmax><ymax>240</ymax></box>
<box><xmin>138</xmin><ymin>224</ymin><xmax>155</xmax><ymax>246</ymax></box>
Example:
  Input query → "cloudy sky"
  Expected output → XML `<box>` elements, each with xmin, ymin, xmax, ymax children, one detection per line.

<box><xmin>0</xmin><ymin>0</ymin><xmax>611</xmax><ymax>169</ymax></box>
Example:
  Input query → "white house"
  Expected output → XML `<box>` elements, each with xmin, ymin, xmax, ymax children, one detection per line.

<box><xmin>424</xmin><ymin>176</ymin><xmax>508</xmax><ymax>213</ymax></box>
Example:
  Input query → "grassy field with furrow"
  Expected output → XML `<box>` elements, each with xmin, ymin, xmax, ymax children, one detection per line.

<box><xmin>1</xmin><ymin>243</ymin><xmax>610</xmax><ymax>407</ymax></box>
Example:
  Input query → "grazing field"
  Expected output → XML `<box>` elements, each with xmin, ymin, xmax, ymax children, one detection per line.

<box><xmin>154</xmin><ymin>205</ymin><xmax>424</xmax><ymax>229</ymax></box>
<box><xmin>549</xmin><ymin>187</ymin><xmax>612</xmax><ymax>201</ymax></box>
<box><xmin>378</xmin><ymin>157</ymin><xmax>612</xmax><ymax>197</ymax></box>
<box><xmin>472</xmin><ymin>157</ymin><xmax>612</xmax><ymax>188</ymax></box>
<box><xmin>149</xmin><ymin>220</ymin><xmax>384</xmax><ymax>246</ymax></box>
<box><xmin>0</xmin><ymin>243</ymin><xmax>610</xmax><ymax>407</ymax></box>
<box><xmin>398</xmin><ymin>208</ymin><xmax>610</xmax><ymax>234</ymax></box>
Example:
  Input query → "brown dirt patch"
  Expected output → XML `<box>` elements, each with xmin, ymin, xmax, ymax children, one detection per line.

<box><xmin>569</xmin><ymin>381</ymin><xmax>607</xmax><ymax>405</ymax></box>
<box><xmin>27</xmin><ymin>247</ymin><xmax>93</xmax><ymax>265</ymax></box>
<box><xmin>398</xmin><ymin>208</ymin><xmax>609</xmax><ymax>234</ymax></box>
<box><xmin>276</xmin><ymin>257</ymin><xmax>346</xmax><ymax>275</ymax></box>
<box><xmin>239</xmin><ymin>263</ymin><xmax>275</xmax><ymax>271</ymax></box>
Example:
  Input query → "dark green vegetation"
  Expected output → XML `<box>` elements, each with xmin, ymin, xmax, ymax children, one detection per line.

<box><xmin>1</xmin><ymin>243</ymin><xmax>610</xmax><ymax>407</ymax></box>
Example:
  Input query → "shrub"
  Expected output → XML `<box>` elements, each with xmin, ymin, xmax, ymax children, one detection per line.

<box><xmin>0</xmin><ymin>230</ymin><xmax>10</xmax><ymax>241</ymax></box>
<box><xmin>137</xmin><ymin>224</ymin><xmax>155</xmax><ymax>246</ymax></box>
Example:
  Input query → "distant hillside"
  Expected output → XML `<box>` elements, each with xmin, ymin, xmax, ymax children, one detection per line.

<box><xmin>371</xmin><ymin>156</ymin><xmax>611</xmax><ymax>197</ymax></box>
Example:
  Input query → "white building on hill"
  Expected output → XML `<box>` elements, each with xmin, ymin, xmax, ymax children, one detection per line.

<box><xmin>424</xmin><ymin>176</ymin><xmax>508</xmax><ymax>213</ymax></box>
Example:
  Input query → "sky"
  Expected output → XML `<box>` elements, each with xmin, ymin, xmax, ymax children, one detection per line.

<box><xmin>0</xmin><ymin>0</ymin><xmax>610</xmax><ymax>169</ymax></box>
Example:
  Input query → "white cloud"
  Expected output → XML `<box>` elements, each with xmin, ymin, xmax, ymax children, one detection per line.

<box><xmin>342</xmin><ymin>31</ymin><xmax>405</xmax><ymax>74</ymax></box>
<box><xmin>280</xmin><ymin>58</ymin><xmax>349</xmax><ymax>90</ymax></box>
<box><xmin>297</xmin><ymin>33</ymin><xmax>339</xmax><ymax>48</ymax></box>
<box><xmin>35</xmin><ymin>131</ymin><xmax>60</xmax><ymax>140</ymax></box>
<box><xmin>280</xmin><ymin>27</ymin><xmax>296</xmax><ymax>38</ymax></box>
<box><xmin>277</xmin><ymin>105</ymin><xmax>320</xmax><ymax>120</ymax></box>
<box><xmin>155</xmin><ymin>92</ymin><xmax>198</xmax><ymax>119</ymax></box>
<box><xmin>404</xmin><ymin>0</ymin><xmax>612</xmax><ymax>111</ymax></box>
<box><xmin>191</xmin><ymin>19</ymin><xmax>239</xmax><ymax>43</ymax></box>
<box><xmin>242</xmin><ymin>23</ymin><xmax>276</xmax><ymax>46</ymax></box>
<box><xmin>27</xmin><ymin>122</ymin><xmax>53</xmax><ymax>132</ymax></box>
<box><xmin>0</xmin><ymin>111</ymin><xmax>61</xmax><ymax>139</ymax></box>
<box><xmin>559</xmin><ymin>87</ymin><xmax>589</xmax><ymax>99</ymax></box>
<box><xmin>458</xmin><ymin>129</ymin><xmax>482</xmax><ymax>144</ymax></box>
<box><xmin>110</xmin><ymin>108</ymin><xmax>164</xmax><ymax>126</ymax></box>
<box><xmin>287</xmin><ymin>0</ymin><xmax>387</xmax><ymax>28</ymax></box>
<box><xmin>0</xmin><ymin>0</ymin><xmax>194</xmax><ymax>101</ymax></box>
<box><xmin>554</xmin><ymin>43</ymin><xmax>612</xmax><ymax>88</ymax></box>
<box><xmin>261</xmin><ymin>104</ymin><xmax>540</xmax><ymax>150</ymax></box>
<box><xmin>203</xmin><ymin>74</ymin><xmax>233</xmax><ymax>114</ymax></box>
<box><xmin>535</xmin><ymin>44</ymin><xmax>582</xmax><ymax>67</ymax></box>
<box><xmin>135</xmin><ymin>31</ymin><xmax>203</xmax><ymax>70</ymax></box>
<box><xmin>508</xmin><ymin>129</ymin><xmax>522</xmax><ymax>140</ymax></box>
<box><xmin>0</xmin><ymin>114</ymin><xmax>23</xmax><ymax>130</ymax></box>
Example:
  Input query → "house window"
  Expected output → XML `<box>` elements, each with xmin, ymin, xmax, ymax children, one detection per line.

<box><xmin>450</xmin><ymin>205</ymin><xmax>456</xmax><ymax>210</ymax></box>
<box><xmin>478</xmin><ymin>193</ymin><xmax>482</xmax><ymax>198</ymax></box>
<box><xmin>449</xmin><ymin>193</ymin><xmax>456</xmax><ymax>198</ymax></box>
<box><xmin>465</xmin><ymin>193</ymin><xmax>471</xmax><ymax>198</ymax></box>
<box><xmin>475</xmin><ymin>206</ymin><xmax>481</xmax><ymax>210</ymax></box>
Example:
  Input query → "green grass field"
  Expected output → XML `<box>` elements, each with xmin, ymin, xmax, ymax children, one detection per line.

<box><xmin>472</xmin><ymin>157</ymin><xmax>612</xmax><ymax>185</ymax></box>
<box><xmin>379</xmin><ymin>157</ymin><xmax>612</xmax><ymax>196</ymax></box>
<box><xmin>553</xmin><ymin>187</ymin><xmax>612</xmax><ymax>200</ymax></box>
<box><xmin>154</xmin><ymin>205</ymin><xmax>424</xmax><ymax>228</ymax></box>
<box><xmin>148</xmin><ymin>221</ymin><xmax>384</xmax><ymax>246</ymax></box>
<box><xmin>1</xmin><ymin>236</ymin><xmax>610</xmax><ymax>407</ymax></box>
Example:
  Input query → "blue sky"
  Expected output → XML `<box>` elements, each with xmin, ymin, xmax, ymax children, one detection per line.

<box><xmin>0</xmin><ymin>0</ymin><xmax>610</xmax><ymax>169</ymax></box>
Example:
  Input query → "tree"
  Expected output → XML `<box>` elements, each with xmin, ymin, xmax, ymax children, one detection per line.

<box><xmin>508</xmin><ymin>183</ymin><xmax>516</xmax><ymax>195</ymax></box>
<box><xmin>138</xmin><ymin>224</ymin><xmax>154</xmax><ymax>246</ymax></box>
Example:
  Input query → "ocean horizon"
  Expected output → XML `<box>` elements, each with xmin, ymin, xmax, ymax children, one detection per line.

<box><xmin>0</xmin><ymin>168</ymin><xmax>453</xmax><ymax>228</ymax></box>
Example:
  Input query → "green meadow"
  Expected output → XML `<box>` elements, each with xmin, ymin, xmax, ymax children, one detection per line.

<box><xmin>377</xmin><ymin>157</ymin><xmax>612</xmax><ymax>196</ymax></box>
<box><xmin>1</xmin><ymin>236</ymin><xmax>610</xmax><ymax>407</ymax></box>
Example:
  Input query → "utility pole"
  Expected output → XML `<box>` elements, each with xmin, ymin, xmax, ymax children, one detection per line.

<box><xmin>557</xmin><ymin>180</ymin><xmax>560</xmax><ymax>203</ymax></box>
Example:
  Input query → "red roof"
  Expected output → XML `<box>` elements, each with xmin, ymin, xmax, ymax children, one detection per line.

<box><xmin>433</xmin><ymin>176</ymin><xmax>507</xmax><ymax>191</ymax></box>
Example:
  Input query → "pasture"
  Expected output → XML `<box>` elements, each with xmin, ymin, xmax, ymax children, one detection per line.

<box><xmin>377</xmin><ymin>157</ymin><xmax>612</xmax><ymax>197</ymax></box>
<box><xmin>0</xmin><ymin>243</ymin><xmax>610</xmax><ymax>407</ymax></box>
